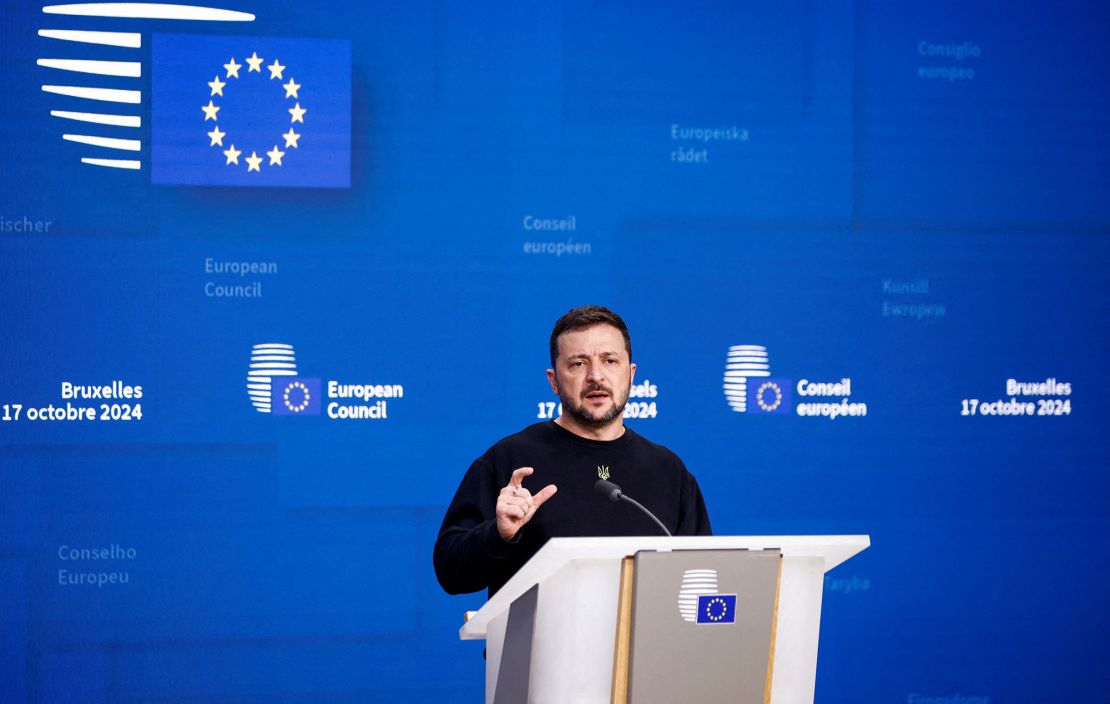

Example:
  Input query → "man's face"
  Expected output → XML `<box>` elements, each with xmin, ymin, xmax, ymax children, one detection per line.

<box><xmin>546</xmin><ymin>324</ymin><xmax>636</xmax><ymax>429</ymax></box>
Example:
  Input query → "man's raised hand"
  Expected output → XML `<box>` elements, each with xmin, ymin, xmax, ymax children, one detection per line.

<box><xmin>496</xmin><ymin>467</ymin><xmax>558</xmax><ymax>541</ymax></box>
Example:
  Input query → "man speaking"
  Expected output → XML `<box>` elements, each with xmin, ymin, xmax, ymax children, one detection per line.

<box><xmin>433</xmin><ymin>306</ymin><xmax>712</xmax><ymax>598</ymax></box>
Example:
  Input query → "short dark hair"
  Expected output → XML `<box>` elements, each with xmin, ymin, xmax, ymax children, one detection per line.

<box><xmin>549</xmin><ymin>305</ymin><xmax>632</xmax><ymax>368</ymax></box>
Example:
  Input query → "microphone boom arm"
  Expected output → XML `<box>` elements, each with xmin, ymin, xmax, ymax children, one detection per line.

<box><xmin>594</xmin><ymin>479</ymin><xmax>672</xmax><ymax>537</ymax></box>
<box><xmin>617</xmin><ymin>493</ymin><xmax>673</xmax><ymax>537</ymax></box>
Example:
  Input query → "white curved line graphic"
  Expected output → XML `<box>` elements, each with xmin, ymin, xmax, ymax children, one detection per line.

<box><xmin>38</xmin><ymin>29</ymin><xmax>141</xmax><ymax>47</ymax></box>
<box><xmin>81</xmin><ymin>157</ymin><xmax>140</xmax><ymax>169</ymax></box>
<box><xmin>38</xmin><ymin>58</ymin><xmax>141</xmax><ymax>77</ymax></box>
<box><xmin>42</xmin><ymin>3</ymin><xmax>256</xmax><ymax>21</ymax></box>
<box><xmin>63</xmin><ymin>134</ymin><xmax>140</xmax><ymax>151</ymax></box>
<box><xmin>43</xmin><ymin>85</ymin><xmax>141</xmax><ymax>103</ymax></box>
<box><xmin>52</xmin><ymin>110</ymin><xmax>140</xmax><ymax>127</ymax></box>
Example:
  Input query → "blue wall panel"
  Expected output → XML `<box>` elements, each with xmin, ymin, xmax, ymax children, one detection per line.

<box><xmin>2</xmin><ymin>1</ymin><xmax>1108</xmax><ymax>701</ymax></box>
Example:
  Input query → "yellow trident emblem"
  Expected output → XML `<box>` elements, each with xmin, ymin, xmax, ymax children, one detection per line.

<box><xmin>597</xmin><ymin>465</ymin><xmax>610</xmax><ymax>481</ymax></box>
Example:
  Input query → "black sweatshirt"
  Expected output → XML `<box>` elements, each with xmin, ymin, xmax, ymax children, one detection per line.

<box><xmin>433</xmin><ymin>421</ymin><xmax>713</xmax><ymax>598</ymax></box>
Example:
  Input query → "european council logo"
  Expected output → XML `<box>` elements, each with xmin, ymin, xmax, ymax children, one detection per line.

<box><xmin>34</xmin><ymin>3</ymin><xmax>350</xmax><ymax>185</ymax></box>
<box><xmin>723</xmin><ymin>345</ymin><xmax>792</xmax><ymax>414</ymax></box>
<box><xmin>245</xmin><ymin>343</ymin><xmax>317</xmax><ymax>415</ymax></box>
<box><xmin>678</xmin><ymin>569</ymin><xmax>738</xmax><ymax>624</ymax></box>
<box><xmin>151</xmin><ymin>34</ymin><xmax>350</xmax><ymax>187</ymax></box>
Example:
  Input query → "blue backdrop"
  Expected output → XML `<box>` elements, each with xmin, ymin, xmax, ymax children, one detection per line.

<box><xmin>2</xmin><ymin>1</ymin><xmax>1108</xmax><ymax>701</ymax></box>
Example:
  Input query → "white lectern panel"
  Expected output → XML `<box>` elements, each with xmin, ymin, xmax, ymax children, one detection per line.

<box><xmin>462</xmin><ymin>535</ymin><xmax>869</xmax><ymax>704</ymax></box>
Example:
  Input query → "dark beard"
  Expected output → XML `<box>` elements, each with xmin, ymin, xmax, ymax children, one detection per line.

<box><xmin>558</xmin><ymin>381</ymin><xmax>629</xmax><ymax>428</ymax></box>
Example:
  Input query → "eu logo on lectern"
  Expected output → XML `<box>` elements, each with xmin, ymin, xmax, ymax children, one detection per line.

<box><xmin>696</xmin><ymin>594</ymin><xmax>737</xmax><ymax>624</ymax></box>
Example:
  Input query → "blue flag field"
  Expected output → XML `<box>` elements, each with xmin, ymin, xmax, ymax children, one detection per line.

<box><xmin>151</xmin><ymin>34</ymin><xmax>351</xmax><ymax>188</ymax></box>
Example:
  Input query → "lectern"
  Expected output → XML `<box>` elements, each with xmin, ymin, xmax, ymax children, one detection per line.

<box><xmin>459</xmin><ymin>535</ymin><xmax>869</xmax><ymax>704</ymax></box>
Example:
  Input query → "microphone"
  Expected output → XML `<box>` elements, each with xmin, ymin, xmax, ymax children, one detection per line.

<box><xmin>594</xmin><ymin>480</ymin><xmax>672</xmax><ymax>537</ymax></box>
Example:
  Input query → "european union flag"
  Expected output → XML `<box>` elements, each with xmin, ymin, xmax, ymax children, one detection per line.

<box><xmin>696</xmin><ymin>594</ymin><xmax>737</xmax><ymax>624</ymax></box>
<box><xmin>151</xmin><ymin>34</ymin><xmax>350</xmax><ymax>188</ymax></box>
<box><xmin>747</xmin><ymin>378</ymin><xmax>792</xmax><ymax>414</ymax></box>
<box><xmin>271</xmin><ymin>377</ymin><xmax>322</xmax><ymax>416</ymax></box>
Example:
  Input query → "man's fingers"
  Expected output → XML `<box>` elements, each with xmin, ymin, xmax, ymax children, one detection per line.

<box><xmin>509</xmin><ymin>467</ymin><xmax>534</xmax><ymax>488</ymax></box>
<box><xmin>500</xmin><ymin>495</ymin><xmax>531</xmax><ymax>512</ymax></box>
<box><xmin>498</xmin><ymin>490</ymin><xmax>534</xmax><ymax>509</ymax></box>
<box><xmin>531</xmin><ymin>484</ymin><xmax>558</xmax><ymax>510</ymax></box>
<box><xmin>506</xmin><ymin>485</ymin><xmax>532</xmax><ymax>500</ymax></box>
<box><xmin>498</xmin><ymin>503</ymin><xmax>526</xmax><ymax>520</ymax></box>
<box><xmin>496</xmin><ymin>479</ymin><xmax>556</xmax><ymax>544</ymax></box>
<box><xmin>498</xmin><ymin>471</ymin><xmax>551</xmax><ymax>538</ymax></box>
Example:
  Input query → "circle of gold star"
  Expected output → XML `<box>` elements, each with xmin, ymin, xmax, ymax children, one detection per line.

<box><xmin>283</xmin><ymin>381</ymin><xmax>311</xmax><ymax>413</ymax></box>
<box><xmin>705</xmin><ymin>597</ymin><xmax>728</xmax><ymax>622</ymax></box>
<box><xmin>755</xmin><ymin>381</ymin><xmax>782</xmax><ymax>412</ymax></box>
<box><xmin>203</xmin><ymin>51</ymin><xmax>305</xmax><ymax>173</ymax></box>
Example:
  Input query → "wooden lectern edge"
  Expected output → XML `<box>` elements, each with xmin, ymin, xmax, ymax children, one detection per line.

<box><xmin>609</xmin><ymin>556</ymin><xmax>635</xmax><ymax>704</ymax></box>
<box><xmin>459</xmin><ymin>535</ymin><xmax>870</xmax><ymax>638</ymax></box>
<box><xmin>764</xmin><ymin>554</ymin><xmax>784</xmax><ymax>704</ymax></box>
